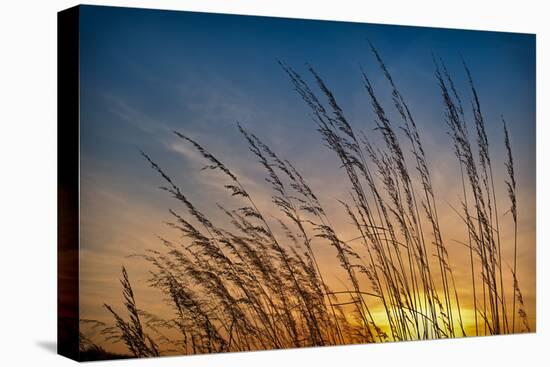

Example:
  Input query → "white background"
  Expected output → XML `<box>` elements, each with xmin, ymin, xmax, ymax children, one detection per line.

<box><xmin>0</xmin><ymin>0</ymin><xmax>547</xmax><ymax>365</ymax></box>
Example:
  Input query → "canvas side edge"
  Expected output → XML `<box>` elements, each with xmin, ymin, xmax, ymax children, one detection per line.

<box><xmin>57</xmin><ymin>5</ymin><xmax>80</xmax><ymax>362</ymax></box>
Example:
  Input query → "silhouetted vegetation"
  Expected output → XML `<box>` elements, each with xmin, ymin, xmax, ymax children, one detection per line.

<box><xmin>87</xmin><ymin>44</ymin><xmax>532</xmax><ymax>358</ymax></box>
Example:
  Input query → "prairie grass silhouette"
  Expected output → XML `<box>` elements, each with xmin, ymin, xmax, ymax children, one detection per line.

<box><xmin>83</xmin><ymin>45</ymin><xmax>532</xmax><ymax>358</ymax></box>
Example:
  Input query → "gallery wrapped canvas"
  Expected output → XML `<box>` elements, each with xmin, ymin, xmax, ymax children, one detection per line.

<box><xmin>58</xmin><ymin>5</ymin><xmax>536</xmax><ymax>362</ymax></box>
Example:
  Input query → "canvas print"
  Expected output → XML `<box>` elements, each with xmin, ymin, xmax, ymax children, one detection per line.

<box><xmin>58</xmin><ymin>5</ymin><xmax>536</xmax><ymax>361</ymax></box>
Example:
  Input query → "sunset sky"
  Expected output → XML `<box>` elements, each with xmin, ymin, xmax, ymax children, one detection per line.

<box><xmin>77</xmin><ymin>6</ymin><xmax>535</xmax><ymax>352</ymax></box>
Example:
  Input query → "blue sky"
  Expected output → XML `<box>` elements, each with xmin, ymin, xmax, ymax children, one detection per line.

<box><xmin>79</xmin><ymin>5</ymin><xmax>535</xmax><ymax>194</ymax></box>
